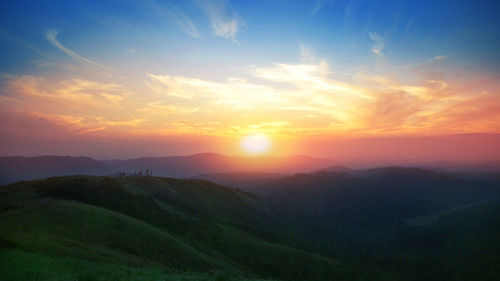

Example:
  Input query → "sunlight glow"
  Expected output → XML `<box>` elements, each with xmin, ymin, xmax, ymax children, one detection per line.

<box><xmin>241</xmin><ymin>134</ymin><xmax>272</xmax><ymax>154</ymax></box>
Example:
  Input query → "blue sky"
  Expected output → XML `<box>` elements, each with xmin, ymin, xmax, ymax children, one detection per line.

<box><xmin>1</xmin><ymin>0</ymin><xmax>499</xmax><ymax>78</ymax></box>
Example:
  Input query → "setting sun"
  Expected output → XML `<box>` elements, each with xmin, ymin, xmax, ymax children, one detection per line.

<box><xmin>241</xmin><ymin>134</ymin><xmax>272</xmax><ymax>155</ymax></box>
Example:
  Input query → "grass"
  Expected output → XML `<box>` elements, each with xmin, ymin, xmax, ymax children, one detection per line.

<box><xmin>0</xmin><ymin>199</ymin><xmax>226</xmax><ymax>269</ymax></box>
<box><xmin>0</xmin><ymin>249</ymin><xmax>273</xmax><ymax>281</ymax></box>
<box><xmin>0</xmin><ymin>176</ymin><xmax>353</xmax><ymax>281</ymax></box>
<box><xmin>4</xmin><ymin>174</ymin><xmax>494</xmax><ymax>280</ymax></box>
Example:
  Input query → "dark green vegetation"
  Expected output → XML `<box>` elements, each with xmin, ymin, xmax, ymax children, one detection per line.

<box><xmin>1</xmin><ymin>168</ymin><xmax>500</xmax><ymax>280</ymax></box>
<box><xmin>0</xmin><ymin>176</ymin><xmax>348</xmax><ymax>281</ymax></box>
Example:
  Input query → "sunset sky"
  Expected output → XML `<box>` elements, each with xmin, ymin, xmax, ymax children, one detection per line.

<box><xmin>1</xmin><ymin>0</ymin><xmax>499</xmax><ymax>162</ymax></box>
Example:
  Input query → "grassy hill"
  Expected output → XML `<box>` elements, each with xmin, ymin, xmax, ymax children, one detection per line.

<box><xmin>0</xmin><ymin>176</ymin><xmax>359</xmax><ymax>281</ymax></box>
<box><xmin>1</xmin><ymin>171</ymin><xmax>499</xmax><ymax>280</ymax></box>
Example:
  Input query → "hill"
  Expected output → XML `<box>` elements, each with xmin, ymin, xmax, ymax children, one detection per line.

<box><xmin>0</xmin><ymin>156</ymin><xmax>109</xmax><ymax>185</ymax></box>
<box><xmin>253</xmin><ymin>168</ymin><xmax>500</xmax><ymax>271</ymax></box>
<box><xmin>0</xmin><ymin>175</ymin><xmax>359</xmax><ymax>281</ymax></box>
<box><xmin>258</xmin><ymin>167</ymin><xmax>500</xmax><ymax>231</ymax></box>
<box><xmin>193</xmin><ymin>172</ymin><xmax>283</xmax><ymax>191</ymax></box>
<box><xmin>1</xmin><ymin>169</ymin><xmax>500</xmax><ymax>280</ymax></box>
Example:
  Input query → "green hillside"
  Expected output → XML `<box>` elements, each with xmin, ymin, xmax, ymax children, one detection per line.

<box><xmin>0</xmin><ymin>176</ymin><xmax>358</xmax><ymax>281</ymax></box>
<box><xmin>2</xmin><ymin>173</ymin><xmax>498</xmax><ymax>281</ymax></box>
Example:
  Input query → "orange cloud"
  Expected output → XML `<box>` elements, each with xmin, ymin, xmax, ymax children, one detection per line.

<box><xmin>1</xmin><ymin>56</ymin><xmax>499</xmax><ymax>140</ymax></box>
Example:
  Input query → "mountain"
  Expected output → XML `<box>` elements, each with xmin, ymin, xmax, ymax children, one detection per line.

<box><xmin>104</xmin><ymin>153</ymin><xmax>335</xmax><ymax>178</ymax></box>
<box><xmin>0</xmin><ymin>153</ymin><xmax>335</xmax><ymax>185</ymax></box>
<box><xmin>386</xmin><ymin>200</ymin><xmax>500</xmax><ymax>280</ymax></box>
<box><xmin>252</xmin><ymin>167</ymin><xmax>500</xmax><ymax>260</ymax></box>
<box><xmin>0</xmin><ymin>156</ymin><xmax>109</xmax><ymax>185</ymax></box>
<box><xmin>424</xmin><ymin>160</ymin><xmax>500</xmax><ymax>173</ymax></box>
<box><xmin>193</xmin><ymin>172</ymin><xmax>283</xmax><ymax>191</ymax></box>
<box><xmin>262</xmin><ymin>167</ymin><xmax>500</xmax><ymax>223</ymax></box>
<box><xmin>317</xmin><ymin>165</ymin><xmax>353</xmax><ymax>173</ymax></box>
<box><xmin>190</xmin><ymin>165</ymin><xmax>352</xmax><ymax>192</ymax></box>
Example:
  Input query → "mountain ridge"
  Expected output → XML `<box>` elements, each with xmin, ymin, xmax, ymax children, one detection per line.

<box><xmin>0</xmin><ymin>153</ymin><xmax>336</xmax><ymax>185</ymax></box>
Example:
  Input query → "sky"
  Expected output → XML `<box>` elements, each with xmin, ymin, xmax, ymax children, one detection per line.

<box><xmin>0</xmin><ymin>0</ymin><xmax>499</xmax><ymax>162</ymax></box>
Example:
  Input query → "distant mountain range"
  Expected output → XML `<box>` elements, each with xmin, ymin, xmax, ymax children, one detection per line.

<box><xmin>1</xmin><ymin>153</ymin><xmax>500</xmax><ymax>185</ymax></box>
<box><xmin>193</xmin><ymin>172</ymin><xmax>284</xmax><ymax>190</ymax></box>
<box><xmin>104</xmin><ymin>153</ymin><xmax>335</xmax><ymax>177</ymax></box>
<box><xmin>0</xmin><ymin>153</ymin><xmax>335</xmax><ymax>185</ymax></box>
<box><xmin>0</xmin><ymin>156</ymin><xmax>107</xmax><ymax>185</ymax></box>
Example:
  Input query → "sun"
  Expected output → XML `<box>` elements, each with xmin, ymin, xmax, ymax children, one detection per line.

<box><xmin>241</xmin><ymin>134</ymin><xmax>272</xmax><ymax>155</ymax></box>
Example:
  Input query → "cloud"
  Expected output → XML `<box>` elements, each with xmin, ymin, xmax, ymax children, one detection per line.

<box><xmin>139</xmin><ymin>0</ymin><xmax>200</xmax><ymax>38</ymax></box>
<box><xmin>312</xmin><ymin>0</ymin><xmax>336</xmax><ymax>15</ymax></box>
<box><xmin>432</xmin><ymin>55</ymin><xmax>447</xmax><ymax>61</ymax></box>
<box><xmin>426</xmin><ymin>92</ymin><xmax>500</xmax><ymax>133</ymax></box>
<box><xmin>146</xmin><ymin>73</ymin><xmax>283</xmax><ymax>108</ymax></box>
<box><xmin>196</xmin><ymin>0</ymin><xmax>242</xmax><ymax>40</ymax></box>
<box><xmin>368</xmin><ymin>32</ymin><xmax>384</xmax><ymax>56</ymax></box>
<box><xmin>251</xmin><ymin>62</ymin><xmax>371</xmax><ymax>99</ymax></box>
<box><xmin>414</xmin><ymin>55</ymin><xmax>447</xmax><ymax>80</ymax></box>
<box><xmin>31</xmin><ymin>60</ymin><xmax>81</xmax><ymax>71</ymax></box>
<box><xmin>299</xmin><ymin>44</ymin><xmax>317</xmax><ymax>63</ymax></box>
<box><xmin>46</xmin><ymin>29</ymin><xmax>109</xmax><ymax>69</ymax></box>
<box><xmin>0</xmin><ymin>75</ymin><xmax>141</xmax><ymax>134</ymax></box>
<box><xmin>76</xmin><ymin>126</ymin><xmax>108</xmax><ymax>134</ymax></box>
<box><xmin>2</xmin><ymin>53</ymin><xmax>499</xmax><ymax>138</ymax></box>
<box><xmin>142</xmin><ymin>57</ymin><xmax>500</xmax><ymax>136</ymax></box>
<box><xmin>0</xmin><ymin>111</ymin><xmax>76</xmax><ymax>138</ymax></box>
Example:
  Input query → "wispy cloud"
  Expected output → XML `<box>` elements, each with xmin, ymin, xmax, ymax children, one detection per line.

<box><xmin>139</xmin><ymin>0</ymin><xmax>200</xmax><ymax>38</ymax></box>
<box><xmin>196</xmin><ymin>0</ymin><xmax>241</xmax><ymax>40</ymax></box>
<box><xmin>46</xmin><ymin>29</ymin><xmax>109</xmax><ymax>69</ymax></box>
<box><xmin>299</xmin><ymin>44</ymin><xmax>317</xmax><ymax>63</ymax></box>
<box><xmin>146</xmin><ymin>73</ymin><xmax>281</xmax><ymax>107</ymax></box>
<box><xmin>251</xmin><ymin>62</ymin><xmax>371</xmax><ymax>99</ymax></box>
<box><xmin>0</xmin><ymin>75</ymin><xmax>125</xmax><ymax>113</ymax></box>
<box><xmin>414</xmin><ymin>55</ymin><xmax>447</xmax><ymax>80</ymax></box>
<box><xmin>368</xmin><ymin>32</ymin><xmax>384</xmax><ymax>56</ymax></box>
<box><xmin>311</xmin><ymin>0</ymin><xmax>336</xmax><ymax>15</ymax></box>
